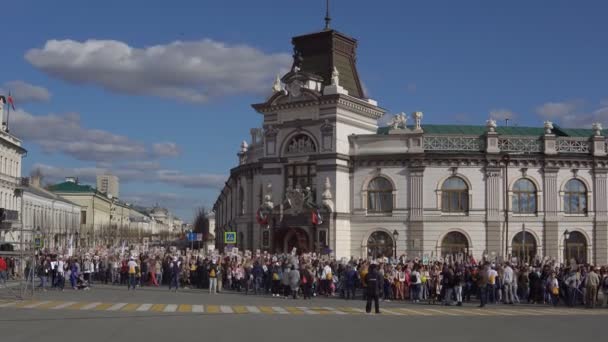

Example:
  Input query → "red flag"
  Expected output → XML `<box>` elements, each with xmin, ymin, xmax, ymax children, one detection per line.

<box><xmin>7</xmin><ymin>94</ymin><xmax>15</xmax><ymax>110</ymax></box>
<box><xmin>311</xmin><ymin>209</ymin><xmax>322</xmax><ymax>225</ymax></box>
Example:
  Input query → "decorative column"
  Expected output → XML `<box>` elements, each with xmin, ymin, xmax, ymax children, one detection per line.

<box><xmin>592</xmin><ymin>123</ymin><xmax>606</xmax><ymax>157</ymax></box>
<box><xmin>543</xmin><ymin>166</ymin><xmax>560</xmax><ymax>259</ymax></box>
<box><xmin>408</xmin><ymin>166</ymin><xmax>425</xmax><ymax>257</ymax></box>
<box><xmin>485</xmin><ymin>119</ymin><xmax>500</xmax><ymax>154</ymax></box>
<box><xmin>594</xmin><ymin>169</ymin><xmax>608</xmax><ymax>264</ymax></box>
<box><xmin>543</xmin><ymin>121</ymin><xmax>557</xmax><ymax>155</ymax></box>
<box><xmin>485</xmin><ymin>167</ymin><xmax>502</xmax><ymax>257</ymax></box>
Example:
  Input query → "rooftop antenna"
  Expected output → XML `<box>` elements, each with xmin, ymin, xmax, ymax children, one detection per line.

<box><xmin>324</xmin><ymin>0</ymin><xmax>331</xmax><ymax>30</ymax></box>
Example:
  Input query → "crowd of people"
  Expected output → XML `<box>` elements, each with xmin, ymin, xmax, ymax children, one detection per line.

<box><xmin>3</xmin><ymin>249</ymin><xmax>608</xmax><ymax>310</ymax></box>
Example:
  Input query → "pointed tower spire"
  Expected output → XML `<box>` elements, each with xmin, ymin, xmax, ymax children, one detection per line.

<box><xmin>324</xmin><ymin>0</ymin><xmax>331</xmax><ymax>30</ymax></box>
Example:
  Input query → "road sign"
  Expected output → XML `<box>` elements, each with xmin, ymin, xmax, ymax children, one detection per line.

<box><xmin>187</xmin><ymin>232</ymin><xmax>196</xmax><ymax>241</ymax></box>
<box><xmin>34</xmin><ymin>237</ymin><xmax>43</xmax><ymax>249</ymax></box>
<box><xmin>224</xmin><ymin>232</ymin><xmax>237</xmax><ymax>244</ymax></box>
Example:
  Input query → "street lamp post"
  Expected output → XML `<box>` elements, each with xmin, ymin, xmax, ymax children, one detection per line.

<box><xmin>522</xmin><ymin>223</ymin><xmax>526</xmax><ymax>264</ymax></box>
<box><xmin>392</xmin><ymin>229</ymin><xmax>399</xmax><ymax>259</ymax></box>
<box><xmin>563</xmin><ymin>229</ymin><xmax>571</xmax><ymax>263</ymax></box>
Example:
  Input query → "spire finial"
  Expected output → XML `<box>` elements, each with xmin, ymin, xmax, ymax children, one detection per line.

<box><xmin>324</xmin><ymin>0</ymin><xmax>331</xmax><ymax>30</ymax></box>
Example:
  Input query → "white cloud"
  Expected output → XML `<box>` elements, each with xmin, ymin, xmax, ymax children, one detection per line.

<box><xmin>11</xmin><ymin>109</ymin><xmax>147</xmax><ymax>161</ymax></box>
<box><xmin>489</xmin><ymin>108</ymin><xmax>517</xmax><ymax>121</ymax></box>
<box><xmin>535</xmin><ymin>100</ymin><xmax>608</xmax><ymax>127</ymax></box>
<box><xmin>153</xmin><ymin>142</ymin><xmax>180</xmax><ymax>157</ymax></box>
<box><xmin>33</xmin><ymin>163</ymin><xmax>225</xmax><ymax>190</ymax></box>
<box><xmin>10</xmin><ymin>109</ymin><xmax>182</xmax><ymax>162</ymax></box>
<box><xmin>536</xmin><ymin>101</ymin><xmax>580</xmax><ymax>121</ymax></box>
<box><xmin>155</xmin><ymin>169</ymin><xmax>225</xmax><ymax>188</ymax></box>
<box><xmin>25</xmin><ymin>39</ymin><xmax>291</xmax><ymax>103</ymax></box>
<box><xmin>0</xmin><ymin>80</ymin><xmax>51</xmax><ymax>103</ymax></box>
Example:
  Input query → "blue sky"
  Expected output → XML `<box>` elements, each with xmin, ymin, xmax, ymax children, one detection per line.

<box><xmin>1</xmin><ymin>0</ymin><xmax>607</xmax><ymax>221</ymax></box>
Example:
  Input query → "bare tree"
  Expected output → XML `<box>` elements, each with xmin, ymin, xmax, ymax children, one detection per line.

<box><xmin>193</xmin><ymin>207</ymin><xmax>210</xmax><ymax>238</ymax></box>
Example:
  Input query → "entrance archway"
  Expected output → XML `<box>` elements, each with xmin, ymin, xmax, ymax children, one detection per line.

<box><xmin>366</xmin><ymin>231</ymin><xmax>394</xmax><ymax>259</ymax></box>
<box><xmin>441</xmin><ymin>231</ymin><xmax>469</xmax><ymax>257</ymax></box>
<box><xmin>273</xmin><ymin>228</ymin><xmax>310</xmax><ymax>254</ymax></box>
<box><xmin>564</xmin><ymin>231</ymin><xmax>587</xmax><ymax>264</ymax></box>
<box><xmin>512</xmin><ymin>231</ymin><xmax>537</xmax><ymax>264</ymax></box>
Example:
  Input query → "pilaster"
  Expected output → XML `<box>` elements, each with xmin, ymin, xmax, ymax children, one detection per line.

<box><xmin>543</xmin><ymin>167</ymin><xmax>559</xmax><ymax>258</ymax></box>
<box><xmin>592</xmin><ymin>136</ymin><xmax>606</xmax><ymax>157</ymax></box>
<box><xmin>485</xmin><ymin>167</ymin><xmax>502</xmax><ymax>257</ymax></box>
<box><xmin>408</xmin><ymin>166</ymin><xmax>424</xmax><ymax>256</ymax></box>
<box><xmin>594</xmin><ymin>170</ymin><xmax>608</xmax><ymax>264</ymax></box>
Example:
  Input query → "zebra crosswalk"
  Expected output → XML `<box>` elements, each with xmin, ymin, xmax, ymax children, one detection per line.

<box><xmin>0</xmin><ymin>300</ymin><xmax>606</xmax><ymax>317</ymax></box>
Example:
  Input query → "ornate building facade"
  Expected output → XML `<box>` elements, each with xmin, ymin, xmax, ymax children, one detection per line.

<box><xmin>0</xmin><ymin>95</ymin><xmax>27</xmax><ymax>248</ymax></box>
<box><xmin>213</xmin><ymin>26</ymin><xmax>608</xmax><ymax>265</ymax></box>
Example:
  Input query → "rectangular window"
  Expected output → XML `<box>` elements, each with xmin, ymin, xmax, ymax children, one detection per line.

<box><xmin>262</xmin><ymin>230</ymin><xmax>270</xmax><ymax>247</ymax></box>
<box><xmin>285</xmin><ymin>164</ymin><xmax>316</xmax><ymax>194</ymax></box>
<box><xmin>80</xmin><ymin>210</ymin><xmax>87</xmax><ymax>224</ymax></box>
<box><xmin>319</xmin><ymin>230</ymin><xmax>327</xmax><ymax>247</ymax></box>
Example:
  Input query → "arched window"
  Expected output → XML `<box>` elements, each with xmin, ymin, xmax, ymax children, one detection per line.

<box><xmin>367</xmin><ymin>231</ymin><xmax>394</xmax><ymax>258</ymax></box>
<box><xmin>441</xmin><ymin>177</ymin><xmax>468</xmax><ymax>213</ymax></box>
<box><xmin>512</xmin><ymin>231</ymin><xmax>537</xmax><ymax>263</ymax></box>
<box><xmin>564</xmin><ymin>231</ymin><xmax>587</xmax><ymax>264</ymax></box>
<box><xmin>441</xmin><ymin>231</ymin><xmax>469</xmax><ymax>257</ymax></box>
<box><xmin>367</xmin><ymin>177</ymin><xmax>393</xmax><ymax>213</ymax></box>
<box><xmin>513</xmin><ymin>179</ymin><xmax>537</xmax><ymax>214</ymax></box>
<box><xmin>564</xmin><ymin>179</ymin><xmax>587</xmax><ymax>214</ymax></box>
<box><xmin>238</xmin><ymin>187</ymin><xmax>245</xmax><ymax>215</ymax></box>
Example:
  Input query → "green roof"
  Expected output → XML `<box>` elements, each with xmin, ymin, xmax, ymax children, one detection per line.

<box><xmin>377</xmin><ymin>124</ymin><xmax>594</xmax><ymax>138</ymax></box>
<box><xmin>48</xmin><ymin>181</ymin><xmax>97</xmax><ymax>193</ymax></box>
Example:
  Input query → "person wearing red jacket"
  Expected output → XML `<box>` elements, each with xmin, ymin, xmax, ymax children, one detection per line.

<box><xmin>0</xmin><ymin>256</ymin><xmax>8</xmax><ymax>287</ymax></box>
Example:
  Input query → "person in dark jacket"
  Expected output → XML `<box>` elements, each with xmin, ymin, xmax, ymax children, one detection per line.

<box><xmin>252</xmin><ymin>262</ymin><xmax>264</xmax><ymax>295</ymax></box>
<box><xmin>365</xmin><ymin>263</ymin><xmax>381</xmax><ymax>314</ymax></box>
<box><xmin>345</xmin><ymin>265</ymin><xmax>357</xmax><ymax>300</ymax></box>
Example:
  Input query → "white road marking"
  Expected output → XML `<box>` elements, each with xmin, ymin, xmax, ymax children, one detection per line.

<box><xmin>297</xmin><ymin>307</ymin><xmax>319</xmax><ymax>315</ymax></box>
<box><xmin>192</xmin><ymin>305</ymin><xmax>204</xmax><ymax>313</ymax></box>
<box><xmin>52</xmin><ymin>301</ymin><xmax>77</xmax><ymax>310</ymax></box>
<box><xmin>81</xmin><ymin>302</ymin><xmax>102</xmax><ymax>310</ymax></box>
<box><xmin>136</xmin><ymin>303</ymin><xmax>153</xmax><ymax>312</ymax></box>
<box><xmin>220</xmin><ymin>305</ymin><xmax>233</xmax><ymax>313</ymax></box>
<box><xmin>271</xmin><ymin>306</ymin><xmax>288</xmax><ymax>314</ymax></box>
<box><xmin>246</xmin><ymin>306</ymin><xmax>261</xmax><ymax>313</ymax></box>
<box><xmin>23</xmin><ymin>301</ymin><xmax>50</xmax><ymax>309</ymax></box>
<box><xmin>322</xmin><ymin>307</ymin><xmax>347</xmax><ymax>315</ymax></box>
<box><xmin>163</xmin><ymin>304</ymin><xmax>178</xmax><ymax>312</ymax></box>
<box><xmin>0</xmin><ymin>302</ymin><xmax>18</xmax><ymax>308</ymax></box>
<box><xmin>380</xmin><ymin>308</ymin><xmax>404</xmax><ymax>315</ymax></box>
<box><xmin>107</xmin><ymin>303</ymin><xmax>128</xmax><ymax>311</ymax></box>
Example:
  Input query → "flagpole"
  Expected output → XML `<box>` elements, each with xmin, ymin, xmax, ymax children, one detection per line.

<box><xmin>5</xmin><ymin>91</ymin><xmax>11</xmax><ymax>133</ymax></box>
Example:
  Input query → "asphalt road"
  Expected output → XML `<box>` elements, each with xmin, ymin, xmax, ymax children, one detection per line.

<box><xmin>0</xmin><ymin>285</ymin><xmax>606</xmax><ymax>342</ymax></box>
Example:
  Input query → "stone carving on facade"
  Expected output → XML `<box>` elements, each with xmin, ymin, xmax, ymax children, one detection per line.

<box><xmin>284</xmin><ymin>186</ymin><xmax>305</xmax><ymax>214</ymax></box>
<box><xmin>264</xmin><ymin>125</ymin><xmax>279</xmax><ymax>137</ymax></box>
<box><xmin>240</xmin><ymin>140</ymin><xmax>248</xmax><ymax>153</ymax></box>
<box><xmin>272</xmin><ymin>74</ymin><xmax>284</xmax><ymax>94</ymax></box>
<box><xmin>291</xmin><ymin>47</ymin><xmax>303</xmax><ymax>73</ymax></box>
<box><xmin>283</xmin><ymin>184</ymin><xmax>319</xmax><ymax>215</ymax></box>
<box><xmin>413</xmin><ymin>111</ymin><xmax>423</xmax><ymax>131</ymax></box>
<box><xmin>593</xmin><ymin>122</ymin><xmax>603</xmax><ymax>136</ymax></box>
<box><xmin>286</xmin><ymin>79</ymin><xmax>304</xmax><ymax>99</ymax></box>
<box><xmin>250</xmin><ymin>128</ymin><xmax>263</xmax><ymax>145</ymax></box>
<box><xmin>486</xmin><ymin>119</ymin><xmax>497</xmax><ymax>133</ymax></box>
<box><xmin>331</xmin><ymin>66</ymin><xmax>340</xmax><ymax>86</ymax></box>
<box><xmin>286</xmin><ymin>134</ymin><xmax>316</xmax><ymax>154</ymax></box>
<box><xmin>238</xmin><ymin>140</ymin><xmax>249</xmax><ymax>165</ymax></box>
<box><xmin>544</xmin><ymin>121</ymin><xmax>554</xmax><ymax>134</ymax></box>
<box><xmin>321</xmin><ymin>177</ymin><xmax>334</xmax><ymax>212</ymax></box>
<box><xmin>388</xmin><ymin>112</ymin><xmax>407</xmax><ymax>130</ymax></box>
